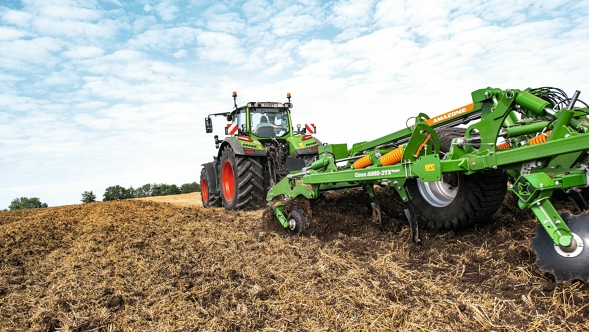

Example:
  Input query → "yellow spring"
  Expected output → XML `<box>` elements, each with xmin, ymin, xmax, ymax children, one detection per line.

<box><xmin>353</xmin><ymin>155</ymin><xmax>373</xmax><ymax>169</ymax></box>
<box><xmin>353</xmin><ymin>135</ymin><xmax>431</xmax><ymax>169</ymax></box>
<box><xmin>381</xmin><ymin>146</ymin><xmax>404</xmax><ymax>166</ymax></box>
<box><xmin>496</xmin><ymin>141</ymin><xmax>511</xmax><ymax>149</ymax></box>
<box><xmin>530</xmin><ymin>130</ymin><xmax>552</xmax><ymax>145</ymax></box>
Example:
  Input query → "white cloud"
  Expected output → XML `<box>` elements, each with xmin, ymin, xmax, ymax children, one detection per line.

<box><xmin>206</xmin><ymin>12</ymin><xmax>247</xmax><ymax>34</ymax></box>
<box><xmin>0</xmin><ymin>9</ymin><xmax>33</xmax><ymax>27</ymax></box>
<box><xmin>0</xmin><ymin>26</ymin><xmax>29</xmax><ymax>40</ymax></box>
<box><xmin>35</xmin><ymin>4</ymin><xmax>103</xmax><ymax>21</ymax></box>
<box><xmin>271</xmin><ymin>4</ymin><xmax>323</xmax><ymax>36</ymax></box>
<box><xmin>30</xmin><ymin>17</ymin><xmax>126</xmax><ymax>40</ymax></box>
<box><xmin>196</xmin><ymin>31</ymin><xmax>246</xmax><ymax>65</ymax></box>
<box><xmin>155</xmin><ymin>1</ymin><xmax>179</xmax><ymax>22</ymax></box>
<box><xmin>144</xmin><ymin>4</ymin><xmax>153</xmax><ymax>12</ymax></box>
<box><xmin>35</xmin><ymin>71</ymin><xmax>80</xmax><ymax>87</ymax></box>
<box><xmin>241</xmin><ymin>0</ymin><xmax>273</xmax><ymax>24</ymax></box>
<box><xmin>173</xmin><ymin>49</ymin><xmax>187</xmax><ymax>58</ymax></box>
<box><xmin>131</xmin><ymin>15</ymin><xmax>157</xmax><ymax>33</ymax></box>
<box><xmin>127</xmin><ymin>27</ymin><xmax>201</xmax><ymax>50</ymax></box>
<box><xmin>0</xmin><ymin>37</ymin><xmax>63</xmax><ymax>70</ymax></box>
<box><xmin>0</xmin><ymin>94</ymin><xmax>43</xmax><ymax>113</ymax></box>
<box><xmin>62</xmin><ymin>46</ymin><xmax>105</xmax><ymax>59</ymax></box>
<box><xmin>74</xmin><ymin>113</ymin><xmax>114</xmax><ymax>130</ymax></box>
<box><xmin>330</xmin><ymin>0</ymin><xmax>375</xmax><ymax>29</ymax></box>
<box><xmin>0</xmin><ymin>73</ymin><xmax>24</xmax><ymax>82</ymax></box>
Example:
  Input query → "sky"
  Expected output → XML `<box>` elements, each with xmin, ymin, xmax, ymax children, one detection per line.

<box><xmin>1</xmin><ymin>0</ymin><xmax>588</xmax><ymax>208</ymax></box>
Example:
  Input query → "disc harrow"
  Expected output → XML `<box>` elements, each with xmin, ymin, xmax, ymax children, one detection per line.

<box><xmin>266</xmin><ymin>86</ymin><xmax>589</xmax><ymax>283</ymax></box>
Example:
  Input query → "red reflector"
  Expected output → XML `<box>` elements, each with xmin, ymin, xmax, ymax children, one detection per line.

<box><xmin>311</xmin><ymin>147</ymin><xmax>318</xmax><ymax>151</ymax></box>
<box><xmin>238</xmin><ymin>136</ymin><xmax>253</xmax><ymax>142</ymax></box>
<box><xmin>244</xmin><ymin>149</ymin><xmax>255</xmax><ymax>154</ymax></box>
<box><xmin>302</xmin><ymin>135</ymin><xmax>313</xmax><ymax>141</ymax></box>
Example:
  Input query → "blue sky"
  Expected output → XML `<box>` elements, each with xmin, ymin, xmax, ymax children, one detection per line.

<box><xmin>1</xmin><ymin>0</ymin><xmax>588</xmax><ymax>208</ymax></box>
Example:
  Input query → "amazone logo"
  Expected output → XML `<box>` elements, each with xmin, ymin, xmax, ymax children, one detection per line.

<box><xmin>427</xmin><ymin>103</ymin><xmax>474</xmax><ymax>125</ymax></box>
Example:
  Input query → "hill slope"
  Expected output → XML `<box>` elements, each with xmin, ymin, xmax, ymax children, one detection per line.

<box><xmin>1</xmin><ymin>191</ymin><xmax>588</xmax><ymax>331</ymax></box>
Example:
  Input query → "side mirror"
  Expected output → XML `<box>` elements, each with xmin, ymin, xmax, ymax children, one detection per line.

<box><xmin>205</xmin><ymin>117</ymin><xmax>213</xmax><ymax>133</ymax></box>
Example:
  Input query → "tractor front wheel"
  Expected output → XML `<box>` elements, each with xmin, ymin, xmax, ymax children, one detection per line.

<box><xmin>219</xmin><ymin>146</ymin><xmax>264</xmax><ymax>210</ymax></box>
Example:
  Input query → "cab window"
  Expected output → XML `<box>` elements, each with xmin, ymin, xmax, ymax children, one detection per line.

<box><xmin>251</xmin><ymin>108</ymin><xmax>290</xmax><ymax>138</ymax></box>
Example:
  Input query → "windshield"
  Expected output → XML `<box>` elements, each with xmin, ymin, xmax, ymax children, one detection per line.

<box><xmin>251</xmin><ymin>108</ymin><xmax>290</xmax><ymax>138</ymax></box>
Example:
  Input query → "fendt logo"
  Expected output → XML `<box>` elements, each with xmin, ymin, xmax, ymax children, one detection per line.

<box><xmin>427</xmin><ymin>103</ymin><xmax>474</xmax><ymax>125</ymax></box>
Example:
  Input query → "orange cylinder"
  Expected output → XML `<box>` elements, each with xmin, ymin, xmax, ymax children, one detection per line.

<box><xmin>414</xmin><ymin>134</ymin><xmax>432</xmax><ymax>157</ymax></box>
<box><xmin>381</xmin><ymin>146</ymin><xmax>404</xmax><ymax>166</ymax></box>
<box><xmin>353</xmin><ymin>155</ymin><xmax>373</xmax><ymax>169</ymax></box>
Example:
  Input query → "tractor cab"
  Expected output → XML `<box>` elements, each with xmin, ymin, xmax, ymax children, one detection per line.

<box><xmin>249</xmin><ymin>106</ymin><xmax>290</xmax><ymax>139</ymax></box>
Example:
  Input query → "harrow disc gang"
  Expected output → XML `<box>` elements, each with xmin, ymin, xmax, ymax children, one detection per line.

<box><xmin>531</xmin><ymin>211</ymin><xmax>589</xmax><ymax>283</ymax></box>
<box><xmin>287</xmin><ymin>206</ymin><xmax>307</xmax><ymax>235</ymax></box>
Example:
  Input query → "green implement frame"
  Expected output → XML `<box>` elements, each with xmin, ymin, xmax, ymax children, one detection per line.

<box><xmin>267</xmin><ymin>87</ymin><xmax>589</xmax><ymax>252</ymax></box>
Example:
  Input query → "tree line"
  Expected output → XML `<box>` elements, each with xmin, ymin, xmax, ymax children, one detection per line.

<box><xmin>4</xmin><ymin>182</ymin><xmax>200</xmax><ymax>210</ymax></box>
<box><xmin>98</xmin><ymin>182</ymin><xmax>200</xmax><ymax>202</ymax></box>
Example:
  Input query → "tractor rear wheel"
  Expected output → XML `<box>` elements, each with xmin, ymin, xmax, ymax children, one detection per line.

<box><xmin>200</xmin><ymin>168</ymin><xmax>221</xmax><ymax>208</ymax></box>
<box><xmin>406</xmin><ymin>128</ymin><xmax>507</xmax><ymax>229</ymax></box>
<box><xmin>219</xmin><ymin>145</ymin><xmax>264</xmax><ymax>210</ymax></box>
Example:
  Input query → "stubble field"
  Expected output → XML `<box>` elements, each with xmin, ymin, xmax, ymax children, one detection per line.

<box><xmin>1</xmin><ymin>191</ymin><xmax>588</xmax><ymax>331</ymax></box>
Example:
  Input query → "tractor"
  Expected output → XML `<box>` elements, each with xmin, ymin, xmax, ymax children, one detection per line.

<box><xmin>200</xmin><ymin>92</ymin><xmax>321</xmax><ymax>210</ymax></box>
<box><xmin>266</xmin><ymin>86</ymin><xmax>589</xmax><ymax>283</ymax></box>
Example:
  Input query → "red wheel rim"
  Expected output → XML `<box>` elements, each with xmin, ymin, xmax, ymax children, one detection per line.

<box><xmin>222</xmin><ymin>161</ymin><xmax>235</xmax><ymax>201</ymax></box>
<box><xmin>201</xmin><ymin>178</ymin><xmax>209</xmax><ymax>202</ymax></box>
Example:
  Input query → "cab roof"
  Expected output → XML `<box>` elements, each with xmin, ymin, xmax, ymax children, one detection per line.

<box><xmin>238</xmin><ymin>101</ymin><xmax>293</xmax><ymax>109</ymax></box>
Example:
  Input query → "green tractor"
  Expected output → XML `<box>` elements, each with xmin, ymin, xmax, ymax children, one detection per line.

<box><xmin>201</xmin><ymin>92</ymin><xmax>321</xmax><ymax>210</ymax></box>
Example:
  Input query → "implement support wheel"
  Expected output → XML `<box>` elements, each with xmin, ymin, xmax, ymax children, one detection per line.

<box><xmin>406</xmin><ymin>128</ymin><xmax>507</xmax><ymax>229</ymax></box>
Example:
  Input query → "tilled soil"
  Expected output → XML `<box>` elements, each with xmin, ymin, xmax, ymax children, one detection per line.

<box><xmin>1</xmin><ymin>191</ymin><xmax>588</xmax><ymax>331</ymax></box>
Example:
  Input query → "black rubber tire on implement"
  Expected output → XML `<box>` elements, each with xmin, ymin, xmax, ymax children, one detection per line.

<box><xmin>406</xmin><ymin>128</ymin><xmax>507</xmax><ymax>229</ymax></box>
<box><xmin>200</xmin><ymin>168</ymin><xmax>221</xmax><ymax>208</ymax></box>
<box><xmin>219</xmin><ymin>145</ymin><xmax>264</xmax><ymax>210</ymax></box>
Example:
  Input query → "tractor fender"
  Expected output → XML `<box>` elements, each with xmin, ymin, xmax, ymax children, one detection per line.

<box><xmin>295</xmin><ymin>137</ymin><xmax>322</xmax><ymax>155</ymax></box>
<box><xmin>218</xmin><ymin>137</ymin><xmax>267</xmax><ymax>158</ymax></box>
<box><xmin>201</xmin><ymin>161</ymin><xmax>219</xmax><ymax>194</ymax></box>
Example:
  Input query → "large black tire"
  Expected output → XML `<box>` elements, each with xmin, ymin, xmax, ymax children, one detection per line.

<box><xmin>219</xmin><ymin>145</ymin><xmax>265</xmax><ymax>210</ymax></box>
<box><xmin>406</xmin><ymin>171</ymin><xmax>507</xmax><ymax>229</ymax></box>
<box><xmin>406</xmin><ymin>127</ymin><xmax>507</xmax><ymax>229</ymax></box>
<box><xmin>200</xmin><ymin>168</ymin><xmax>221</xmax><ymax>208</ymax></box>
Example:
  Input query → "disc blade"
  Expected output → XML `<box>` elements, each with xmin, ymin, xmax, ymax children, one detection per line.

<box><xmin>292</xmin><ymin>206</ymin><xmax>307</xmax><ymax>228</ymax></box>
<box><xmin>531</xmin><ymin>211</ymin><xmax>589</xmax><ymax>282</ymax></box>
